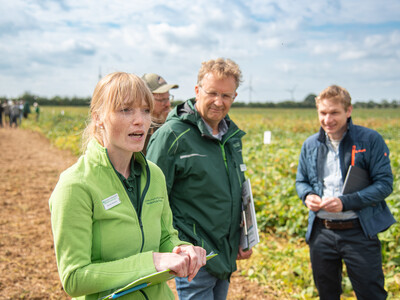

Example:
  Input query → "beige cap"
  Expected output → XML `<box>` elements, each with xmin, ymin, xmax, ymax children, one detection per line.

<box><xmin>141</xmin><ymin>73</ymin><xmax>179</xmax><ymax>93</ymax></box>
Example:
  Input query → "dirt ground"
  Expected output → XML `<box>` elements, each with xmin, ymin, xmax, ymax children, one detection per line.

<box><xmin>0</xmin><ymin>128</ymin><xmax>273</xmax><ymax>299</ymax></box>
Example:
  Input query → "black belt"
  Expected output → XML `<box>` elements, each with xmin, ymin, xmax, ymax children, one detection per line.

<box><xmin>315</xmin><ymin>217</ymin><xmax>360</xmax><ymax>230</ymax></box>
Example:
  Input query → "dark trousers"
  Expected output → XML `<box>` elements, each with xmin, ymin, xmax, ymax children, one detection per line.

<box><xmin>309</xmin><ymin>221</ymin><xmax>387</xmax><ymax>300</ymax></box>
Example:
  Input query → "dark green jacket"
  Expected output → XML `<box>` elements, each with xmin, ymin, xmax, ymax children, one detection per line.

<box><xmin>147</xmin><ymin>99</ymin><xmax>246</xmax><ymax>280</ymax></box>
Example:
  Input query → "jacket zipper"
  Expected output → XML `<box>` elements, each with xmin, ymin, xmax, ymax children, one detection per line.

<box><xmin>138</xmin><ymin>160</ymin><xmax>151</xmax><ymax>252</ymax></box>
<box><xmin>235</xmin><ymin>162</ymin><xmax>243</xmax><ymax>188</ymax></box>
<box><xmin>219</xmin><ymin>129</ymin><xmax>241</xmax><ymax>172</ymax></box>
<box><xmin>220</xmin><ymin>129</ymin><xmax>242</xmax><ymax>273</ymax></box>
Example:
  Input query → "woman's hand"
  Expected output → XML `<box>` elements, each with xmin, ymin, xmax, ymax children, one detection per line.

<box><xmin>172</xmin><ymin>245</ymin><xmax>207</xmax><ymax>281</ymax></box>
<box><xmin>153</xmin><ymin>252</ymin><xmax>190</xmax><ymax>278</ymax></box>
<box><xmin>153</xmin><ymin>245</ymin><xmax>206</xmax><ymax>281</ymax></box>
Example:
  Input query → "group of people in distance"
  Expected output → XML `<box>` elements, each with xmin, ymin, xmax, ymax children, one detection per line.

<box><xmin>49</xmin><ymin>58</ymin><xmax>394</xmax><ymax>300</ymax></box>
<box><xmin>0</xmin><ymin>100</ymin><xmax>40</xmax><ymax>128</ymax></box>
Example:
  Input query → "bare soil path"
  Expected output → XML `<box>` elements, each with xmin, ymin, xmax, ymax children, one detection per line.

<box><xmin>0</xmin><ymin>128</ymin><xmax>272</xmax><ymax>299</ymax></box>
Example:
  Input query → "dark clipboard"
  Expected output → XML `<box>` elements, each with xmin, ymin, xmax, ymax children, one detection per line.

<box><xmin>342</xmin><ymin>165</ymin><xmax>371</xmax><ymax>194</ymax></box>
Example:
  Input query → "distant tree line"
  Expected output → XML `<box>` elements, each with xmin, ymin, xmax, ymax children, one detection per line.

<box><xmin>230</xmin><ymin>93</ymin><xmax>399</xmax><ymax>109</ymax></box>
<box><xmin>0</xmin><ymin>92</ymin><xmax>91</xmax><ymax>107</ymax></box>
<box><xmin>1</xmin><ymin>92</ymin><xmax>398</xmax><ymax>109</ymax></box>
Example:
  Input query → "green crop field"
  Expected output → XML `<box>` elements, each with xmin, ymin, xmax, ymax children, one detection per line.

<box><xmin>22</xmin><ymin>106</ymin><xmax>400</xmax><ymax>299</ymax></box>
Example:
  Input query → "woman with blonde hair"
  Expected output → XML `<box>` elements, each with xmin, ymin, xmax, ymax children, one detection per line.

<box><xmin>50</xmin><ymin>72</ymin><xmax>206</xmax><ymax>299</ymax></box>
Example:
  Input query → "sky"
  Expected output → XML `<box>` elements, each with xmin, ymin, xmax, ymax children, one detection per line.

<box><xmin>1</xmin><ymin>0</ymin><xmax>399</xmax><ymax>103</ymax></box>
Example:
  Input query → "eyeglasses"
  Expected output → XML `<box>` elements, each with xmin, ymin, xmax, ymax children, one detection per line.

<box><xmin>153</xmin><ymin>95</ymin><xmax>174</xmax><ymax>104</ymax></box>
<box><xmin>199</xmin><ymin>86</ymin><xmax>236</xmax><ymax>101</ymax></box>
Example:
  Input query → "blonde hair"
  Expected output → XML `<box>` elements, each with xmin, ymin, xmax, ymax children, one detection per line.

<box><xmin>315</xmin><ymin>85</ymin><xmax>352</xmax><ymax>111</ymax></box>
<box><xmin>82</xmin><ymin>72</ymin><xmax>154</xmax><ymax>151</ymax></box>
<box><xmin>197</xmin><ymin>58</ymin><xmax>242</xmax><ymax>88</ymax></box>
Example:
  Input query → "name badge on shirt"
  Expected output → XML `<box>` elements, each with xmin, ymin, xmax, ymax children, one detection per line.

<box><xmin>240</xmin><ymin>164</ymin><xmax>247</xmax><ymax>172</ymax></box>
<box><xmin>102</xmin><ymin>194</ymin><xmax>121</xmax><ymax>210</ymax></box>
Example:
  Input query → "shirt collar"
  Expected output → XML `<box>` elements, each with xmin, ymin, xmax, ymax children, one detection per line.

<box><xmin>193</xmin><ymin>103</ymin><xmax>228</xmax><ymax>140</ymax></box>
<box><xmin>115</xmin><ymin>156</ymin><xmax>142</xmax><ymax>185</ymax></box>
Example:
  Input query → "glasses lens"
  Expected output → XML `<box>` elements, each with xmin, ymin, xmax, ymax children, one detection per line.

<box><xmin>154</xmin><ymin>95</ymin><xmax>173</xmax><ymax>103</ymax></box>
<box><xmin>200</xmin><ymin>86</ymin><xmax>234</xmax><ymax>100</ymax></box>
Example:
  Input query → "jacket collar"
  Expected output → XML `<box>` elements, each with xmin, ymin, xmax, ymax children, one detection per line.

<box><xmin>168</xmin><ymin>98</ymin><xmax>243</xmax><ymax>140</ymax></box>
<box><xmin>86</xmin><ymin>139</ymin><xmax>148</xmax><ymax>170</ymax></box>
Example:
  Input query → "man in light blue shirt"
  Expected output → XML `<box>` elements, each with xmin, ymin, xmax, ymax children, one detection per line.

<box><xmin>296</xmin><ymin>85</ymin><xmax>394</xmax><ymax>300</ymax></box>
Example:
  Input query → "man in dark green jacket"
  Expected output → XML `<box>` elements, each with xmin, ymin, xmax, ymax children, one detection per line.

<box><xmin>147</xmin><ymin>58</ymin><xmax>252</xmax><ymax>299</ymax></box>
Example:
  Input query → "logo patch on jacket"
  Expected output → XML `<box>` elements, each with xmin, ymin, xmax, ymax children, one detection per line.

<box><xmin>146</xmin><ymin>197</ymin><xmax>163</xmax><ymax>205</ymax></box>
<box><xmin>351</xmin><ymin>145</ymin><xmax>367</xmax><ymax>166</ymax></box>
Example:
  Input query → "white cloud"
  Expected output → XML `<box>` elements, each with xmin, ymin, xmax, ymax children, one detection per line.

<box><xmin>0</xmin><ymin>0</ymin><xmax>399</xmax><ymax>101</ymax></box>
<box><xmin>338</xmin><ymin>50</ymin><xmax>367</xmax><ymax>61</ymax></box>
<box><xmin>257</xmin><ymin>37</ymin><xmax>282</xmax><ymax>49</ymax></box>
<box><xmin>312</xmin><ymin>43</ymin><xmax>342</xmax><ymax>55</ymax></box>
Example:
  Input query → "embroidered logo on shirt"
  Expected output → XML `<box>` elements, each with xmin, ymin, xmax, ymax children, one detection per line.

<box><xmin>102</xmin><ymin>194</ymin><xmax>121</xmax><ymax>210</ymax></box>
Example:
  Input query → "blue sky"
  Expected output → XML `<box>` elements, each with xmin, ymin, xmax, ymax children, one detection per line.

<box><xmin>0</xmin><ymin>0</ymin><xmax>399</xmax><ymax>103</ymax></box>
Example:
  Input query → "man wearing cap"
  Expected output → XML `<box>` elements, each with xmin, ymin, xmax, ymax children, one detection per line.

<box><xmin>141</xmin><ymin>73</ymin><xmax>178</xmax><ymax>155</ymax></box>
